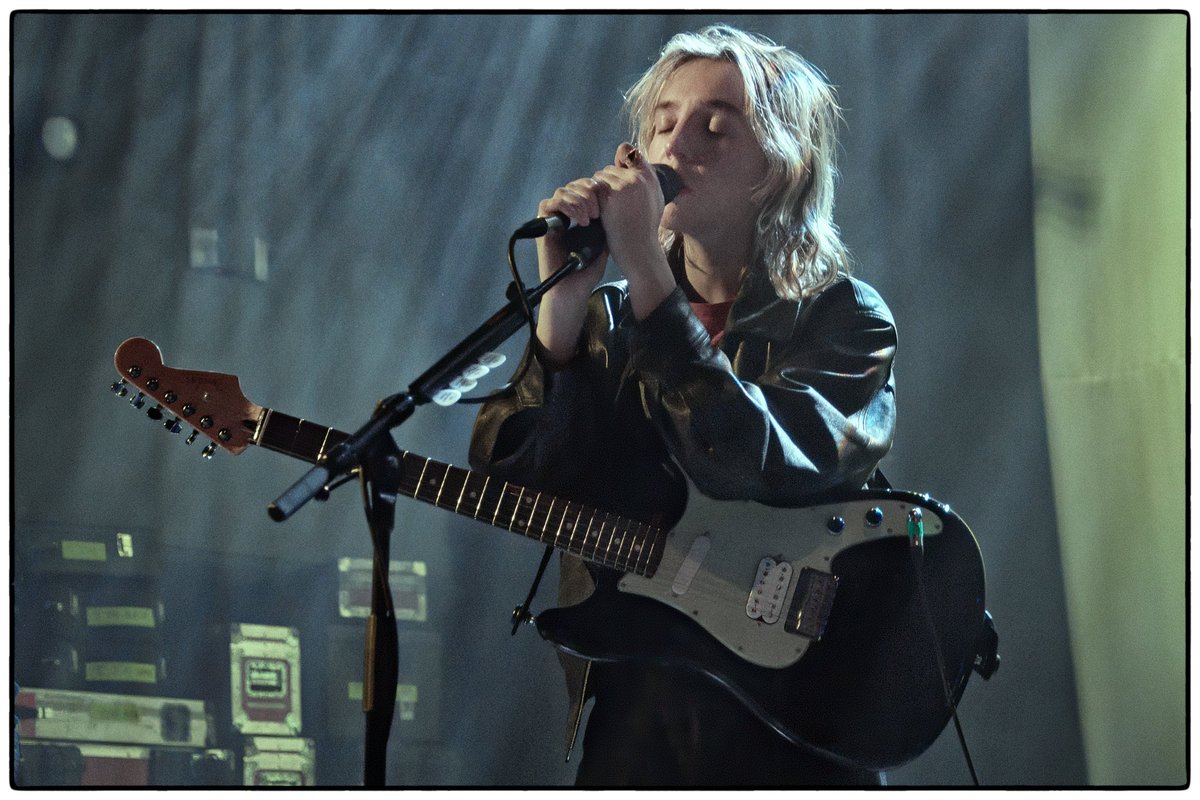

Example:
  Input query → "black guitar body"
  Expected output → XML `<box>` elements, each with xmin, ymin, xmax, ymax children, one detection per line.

<box><xmin>536</xmin><ymin>493</ymin><xmax>988</xmax><ymax>772</ymax></box>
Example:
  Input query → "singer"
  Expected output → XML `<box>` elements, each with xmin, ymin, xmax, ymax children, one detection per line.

<box><xmin>470</xmin><ymin>25</ymin><xmax>896</xmax><ymax>786</ymax></box>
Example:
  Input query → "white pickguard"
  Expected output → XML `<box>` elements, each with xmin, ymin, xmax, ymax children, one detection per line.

<box><xmin>617</xmin><ymin>482</ymin><xmax>942</xmax><ymax>669</ymax></box>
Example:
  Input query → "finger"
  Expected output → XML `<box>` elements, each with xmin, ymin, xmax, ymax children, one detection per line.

<box><xmin>615</xmin><ymin>142</ymin><xmax>640</xmax><ymax>168</ymax></box>
<box><xmin>544</xmin><ymin>181</ymin><xmax>601</xmax><ymax>226</ymax></box>
<box><xmin>566</xmin><ymin>178</ymin><xmax>604</xmax><ymax>222</ymax></box>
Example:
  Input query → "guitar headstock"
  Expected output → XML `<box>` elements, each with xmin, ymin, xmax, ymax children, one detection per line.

<box><xmin>112</xmin><ymin>337</ymin><xmax>263</xmax><ymax>458</ymax></box>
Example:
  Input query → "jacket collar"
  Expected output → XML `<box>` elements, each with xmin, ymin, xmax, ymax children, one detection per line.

<box><xmin>724</xmin><ymin>265</ymin><xmax>801</xmax><ymax>343</ymax></box>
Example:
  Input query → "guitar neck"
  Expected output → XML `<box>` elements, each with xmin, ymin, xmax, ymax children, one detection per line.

<box><xmin>253</xmin><ymin>409</ymin><xmax>664</xmax><ymax>577</ymax></box>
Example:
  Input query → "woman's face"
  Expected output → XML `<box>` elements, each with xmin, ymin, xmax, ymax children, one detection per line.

<box><xmin>646</xmin><ymin>58</ymin><xmax>770</xmax><ymax>251</ymax></box>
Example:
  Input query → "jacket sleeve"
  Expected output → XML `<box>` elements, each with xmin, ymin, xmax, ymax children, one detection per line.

<box><xmin>628</xmin><ymin>279</ymin><xmax>897</xmax><ymax>503</ymax></box>
<box><xmin>467</xmin><ymin>292</ymin><xmax>616</xmax><ymax>492</ymax></box>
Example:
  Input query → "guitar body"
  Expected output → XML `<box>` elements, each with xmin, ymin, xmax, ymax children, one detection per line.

<box><xmin>536</xmin><ymin>488</ymin><xmax>987</xmax><ymax>772</ymax></box>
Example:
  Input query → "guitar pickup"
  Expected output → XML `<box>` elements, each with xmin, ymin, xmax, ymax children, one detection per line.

<box><xmin>784</xmin><ymin>568</ymin><xmax>838</xmax><ymax>640</ymax></box>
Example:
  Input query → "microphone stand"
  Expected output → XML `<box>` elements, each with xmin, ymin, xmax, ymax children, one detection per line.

<box><xmin>267</xmin><ymin>242</ymin><xmax>599</xmax><ymax>787</ymax></box>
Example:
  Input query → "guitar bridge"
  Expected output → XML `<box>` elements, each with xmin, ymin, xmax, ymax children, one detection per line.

<box><xmin>784</xmin><ymin>568</ymin><xmax>838</xmax><ymax>640</ymax></box>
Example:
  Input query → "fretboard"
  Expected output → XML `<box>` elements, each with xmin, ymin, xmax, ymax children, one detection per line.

<box><xmin>254</xmin><ymin>409</ymin><xmax>664</xmax><ymax>576</ymax></box>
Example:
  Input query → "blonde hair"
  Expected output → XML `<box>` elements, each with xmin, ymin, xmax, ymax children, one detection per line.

<box><xmin>624</xmin><ymin>25</ymin><xmax>849</xmax><ymax>300</ymax></box>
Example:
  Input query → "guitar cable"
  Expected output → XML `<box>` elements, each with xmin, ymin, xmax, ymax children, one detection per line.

<box><xmin>908</xmin><ymin>509</ymin><xmax>981</xmax><ymax>786</ymax></box>
<box><xmin>455</xmin><ymin>234</ymin><xmax>540</xmax><ymax>405</ymax></box>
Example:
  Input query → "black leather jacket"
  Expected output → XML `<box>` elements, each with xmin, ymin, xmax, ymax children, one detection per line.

<box><xmin>469</xmin><ymin>267</ymin><xmax>897</xmax><ymax>753</ymax></box>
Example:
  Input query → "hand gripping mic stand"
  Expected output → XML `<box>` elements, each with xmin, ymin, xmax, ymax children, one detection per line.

<box><xmin>265</xmin><ymin>236</ymin><xmax>605</xmax><ymax>787</ymax></box>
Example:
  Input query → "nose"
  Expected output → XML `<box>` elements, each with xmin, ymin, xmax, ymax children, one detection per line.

<box><xmin>659</xmin><ymin>111</ymin><xmax>706</xmax><ymax>164</ymax></box>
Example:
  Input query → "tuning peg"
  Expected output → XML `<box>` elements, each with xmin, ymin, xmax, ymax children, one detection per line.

<box><xmin>200</xmin><ymin>443</ymin><xmax>217</xmax><ymax>459</ymax></box>
<box><xmin>146</xmin><ymin>404</ymin><xmax>164</xmax><ymax>421</ymax></box>
<box><xmin>163</xmin><ymin>417</ymin><xmax>182</xmax><ymax>434</ymax></box>
<box><xmin>129</xmin><ymin>392</ymin><xmax>146</xmax><ymax>409</ymax></box>
<box><xmin>185</xmin><ymin>431</ymin><xmax>199</xmax><ymax>445</ymax></box>
<box><xmin>111</xmin><ymin>379</ymin><xmax>129</xmax><ymax>397</ymax></box>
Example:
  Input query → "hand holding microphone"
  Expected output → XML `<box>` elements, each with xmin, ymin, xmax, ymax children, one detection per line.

<box><xmin>517</xmin><ymin>147</ymin><xmax>682</xmax><ymax>277</ymax></box>
<box><xmin>522</xmin><ymin>146</ymin><xmax>683</xmax><ymax>365</ymax></box>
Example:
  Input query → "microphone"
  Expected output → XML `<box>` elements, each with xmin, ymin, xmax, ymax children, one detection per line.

<box><xmin>513</xmin><ymin>164</ymin><xmax>683</xmax><ymax>246</ymax></box>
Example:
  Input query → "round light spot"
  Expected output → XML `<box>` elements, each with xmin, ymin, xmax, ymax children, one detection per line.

<box><xmin>42</xmin><ymin>116</ymin><xmax>78</xmax><ymax>160</ymax></box>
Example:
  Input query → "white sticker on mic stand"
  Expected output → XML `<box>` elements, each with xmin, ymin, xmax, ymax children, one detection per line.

<box><xmin>478</xmin><ymin>352</ymin><xmax>506</xmax><ymax>368</ymax></box>
<box><xmin>449</xmin><ymin>376</ymin><xmax>477</xmax><ymax>392</ymax></box>
<box><xmin>432</xmin><ymin>389</ymin><xmax>461</xmax><ymax>406</ymax></box>
<box><xmin>462</xmin><ymin>363</ymin><xmax>490</xmax><ymax>380</ymax></box>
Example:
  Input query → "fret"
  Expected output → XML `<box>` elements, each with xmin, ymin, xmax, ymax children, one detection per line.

<box><xmin>396</xmin><ymin>452</ymin><xmax>421</xmax><ymax>499</ymax></box>
<box><xmin>644</xmin><ymin>527</ymin><xmax>662</xmax><ymax>576</ymax></box>
<box><xmin>453</xmin><ymin>467</ymin><xmax>470</xmax><ymax>512</ymax></box>
<box><xmin>295</xmin><ymin>422</ymin><xmax>336</xmax><ymax>462</ymax></box>
<box><xmin>582</xmin><ymin>512</ymin><xmax>602</xmax><ymax>563</ymax></box>
<box><xmin>580</xmin><ymin>511</ymin><xmax>597</xmax><ymax>562</ymax></box>
<box><xmin>315</xmin><ymin>425</ymin><xmax>336</xmax><ymax>463</ymax></box>
<box><xmin>595</xmin><ymin>517</ymin><xmax>607</xmax><ymax>566</ymax></box>
<box><xmin>251</xmin><ymin>408</ymin><xmax>272</xmax><ymax>446</ymax></box>
<box><xmin>642</xmin><ymin>524</ymin><xmax>657</xmax><ymax>574</ymax></box>
<box><xmin>602</xmin><ymin>516</ymin><xmax>616</xmax><ymax>567</ymax></box>
<box><xmin>573</xmin><ymin>506</ymin><xmax>597</xmax><ymax>565</ymax></box>
<box><xmin>525</xmin><ymin>493</ymin><xmax>543</xmax><ymax>541</ymax></box>
<box><xmin>433</xmin><ymin>462</ymin><xmax>453</xmax><ymax>507</ymax></box>
<box><xmin>612</xmin><ymin>525</ymin><xmax>629</xmax><ymax>571</ymax></box>
<box><xmin>413</xmin><ymin>457</ymin><xmax>432</xmax><ymax>502</ymax></box>
<box><xmin>496</xmin><ymin>483</ymin><xmax>528</xmax><ymax>529</ymax></box>
<box><xmin>560</xmin><ymin>502</ymin><xmax>575</xmax><ymax>548</ymax></box>
<box><xmin>600</xmin><ymin>520</ymin><xmax>619</xmax><ymax>565</ymax></box>
<box><xmin>562</xmin><ymin>504</ymin><xmax>577</xmax><ymax>552</ymax></box>
<box><xmin>473</xmin><ymin>474</ymin><xmax>491</xmax><ymax>519</ymax></box>
<box><xmin>638</xmin><ymin>525</ymin><xmax>655</xmax><ymax>575</ymax></box>
<box><xmin>507</xmin><ymin>487</ymin><xmax>527</xmax><ymax>531</ymax></box>
<box><xmin>629</xmin><ymin>531</ymin><xmax>645</xmax><ymax>575</ymax></box>
<box><xmin>490</xmin><ymin>482</ymin><xmax>508</xmax><ymax>526</ymax></box>
<box><xmin>593</xmin><ymin>513</ymin><xmax>610</xmax><ymax>560</ymax></box>
<box><xmin>514</xmin><ymin>490</ymin><xmax>538</xmax><ymax>537</ymax></box>
<box><xmin>543</xmin><ymin>499</ymin><xmax>559</xmax><ymax>546</ymax></box>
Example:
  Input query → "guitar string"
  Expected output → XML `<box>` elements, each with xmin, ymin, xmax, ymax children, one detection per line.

<box><xmin>393</xmin><ymin>456</ymin><xmax>664</xmax><ymax>576</ymax></box>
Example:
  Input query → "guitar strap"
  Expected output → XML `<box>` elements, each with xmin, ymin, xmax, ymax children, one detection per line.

<box><xmin>511</xmin><ymin>545</ymin><xmax>556</xmax><ymax>635</ymax></box>
<box><xmin>866</xmin><ymin>467</ymin><xmax>892</xmax><ymax>490</ymax></box>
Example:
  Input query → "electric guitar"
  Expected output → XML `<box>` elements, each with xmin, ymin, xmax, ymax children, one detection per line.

<box><xmin>111</xmin><ymin>336</ymin><xmax>997</xmax><ymax>771</ymax></box>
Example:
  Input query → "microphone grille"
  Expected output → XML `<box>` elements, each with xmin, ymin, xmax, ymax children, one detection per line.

<box><xmin>653</xmin><ymin>164</ymin><xmax>683</xmax><ymax>203</ymax></box>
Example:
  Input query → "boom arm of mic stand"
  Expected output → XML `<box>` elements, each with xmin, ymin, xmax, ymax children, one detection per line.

<box><xmin>266</xmin><ymin>250</ymin><xmax>594</xmax><ymax>521</ymax></box>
